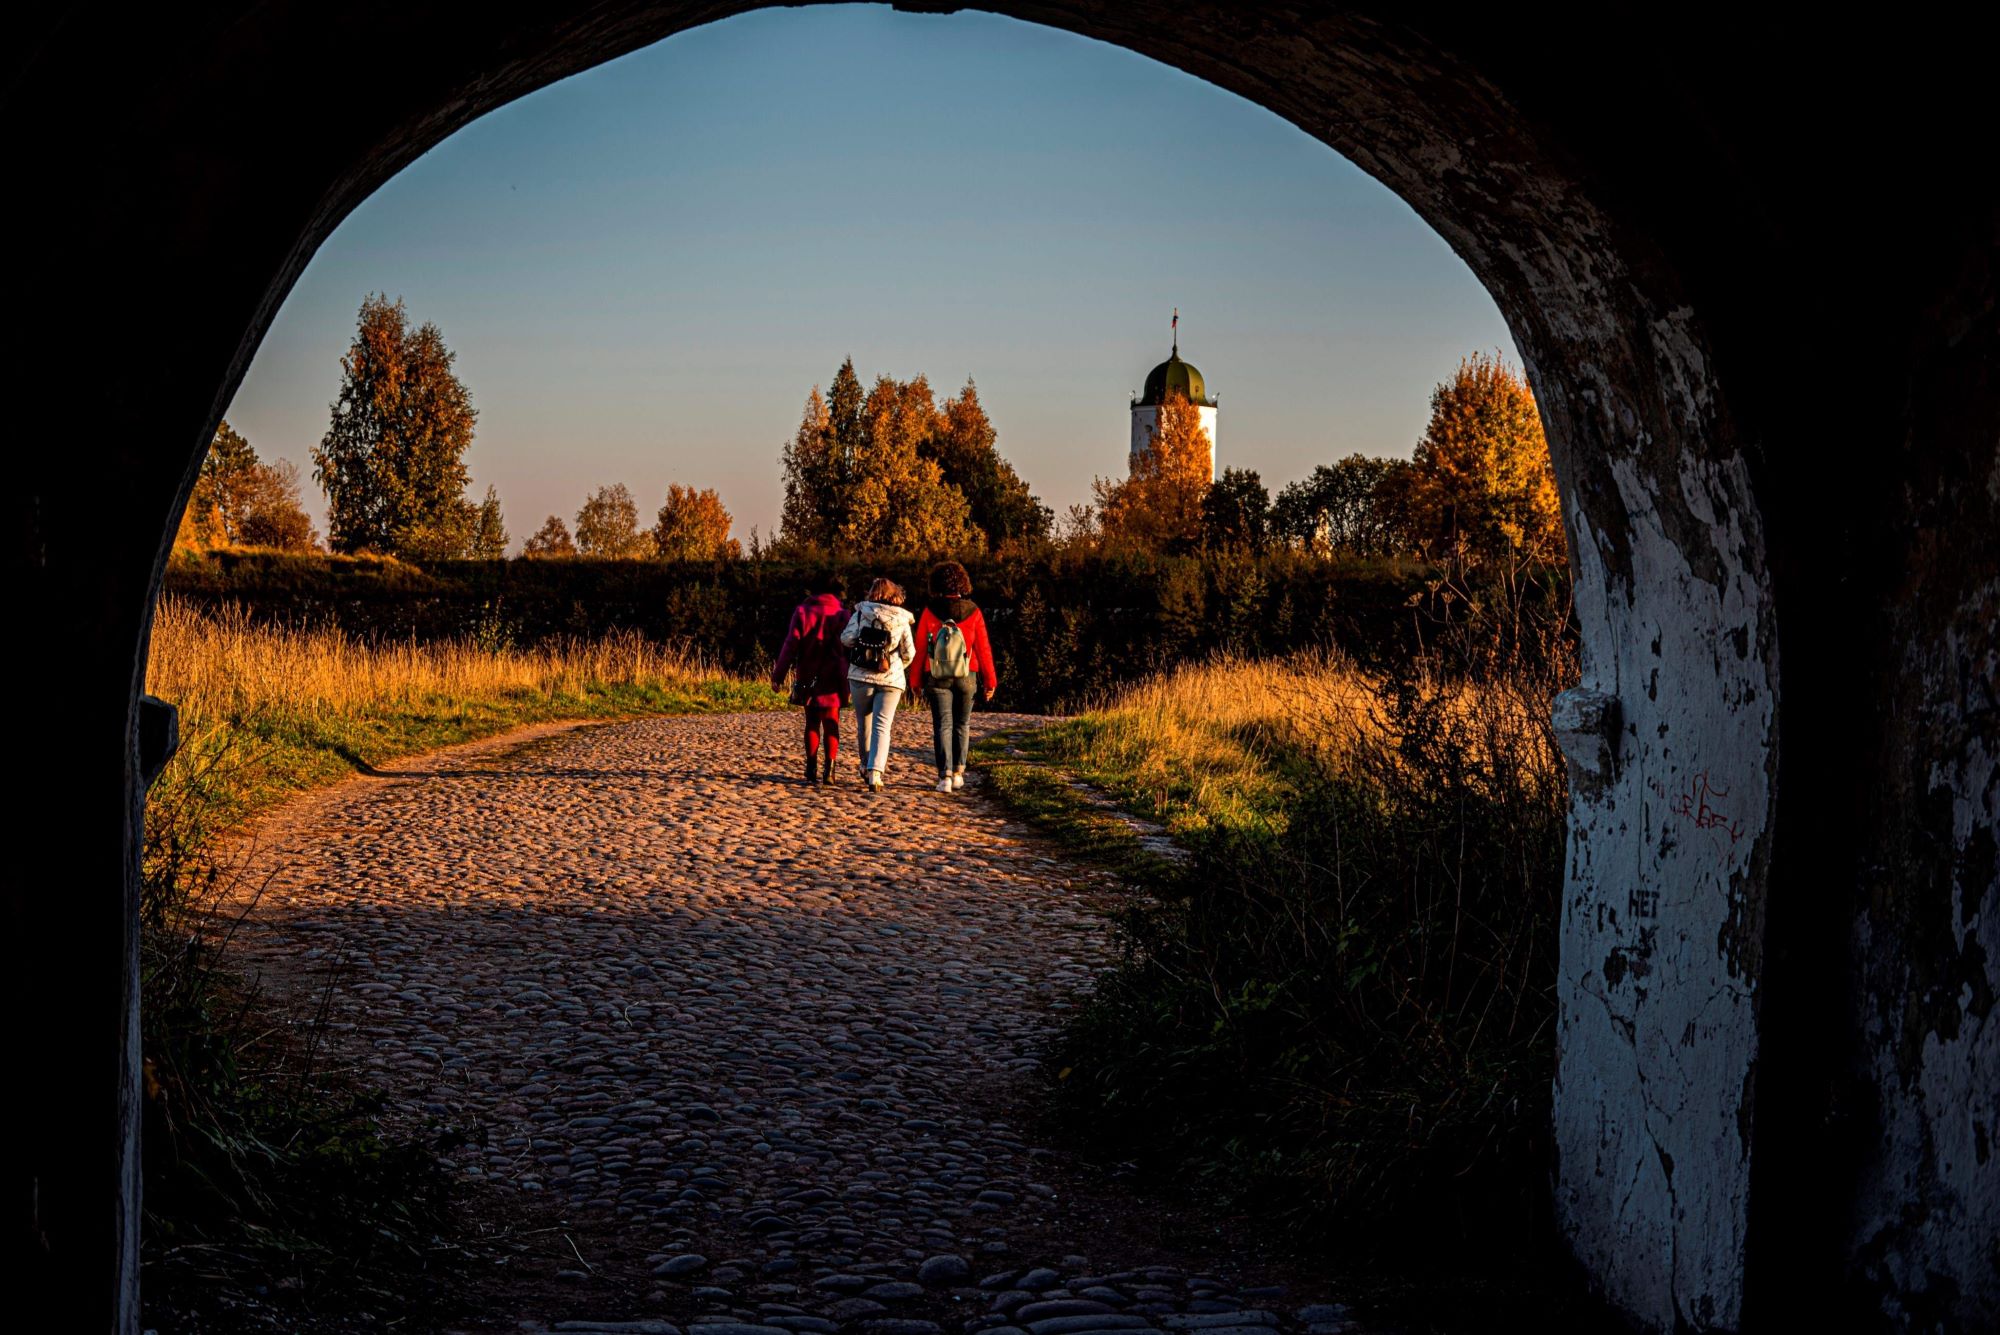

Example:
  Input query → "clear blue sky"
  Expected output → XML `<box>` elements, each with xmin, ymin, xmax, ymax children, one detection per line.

<box><xmin>225</xmin><ymin>3</ymin><xmax>1516</xmax><ymax>549</ymax></box>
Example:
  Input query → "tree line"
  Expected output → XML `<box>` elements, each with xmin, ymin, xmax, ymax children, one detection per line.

<box><xmin>518</xmin><ymin>482</ymin><xmax>737</xmax><ymax>561</ymax></box>
<box><xmin>176</xmin><ymin>293</ymin><xmax>1564</xmax><ymax>572</ymax></box>
<box><xmin>1077</xmin><ymin>351</ymin><xmax>1563</xmax><ymax>566</ymax></box>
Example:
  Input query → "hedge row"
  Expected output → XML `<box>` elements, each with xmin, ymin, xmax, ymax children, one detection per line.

<box><xmin>163</xmin><ymin>549</ymin><xmax>1488</xmax><ymax>713</ymax></box>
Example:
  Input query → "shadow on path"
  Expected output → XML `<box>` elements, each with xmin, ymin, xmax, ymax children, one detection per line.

<box><xmin>225</xmin><ymin>710</ymin><xmax>1373</xmax><ymax>1335</ymax></box>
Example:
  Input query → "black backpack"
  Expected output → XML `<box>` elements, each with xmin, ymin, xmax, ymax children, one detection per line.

<box><xmin>851</xmin><ymin>619</ymin><xmax>892</xmax><ymax>672</ymax></box>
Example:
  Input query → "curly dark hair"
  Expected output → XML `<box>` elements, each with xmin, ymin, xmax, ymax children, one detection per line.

<box><xmin>929</xmin><ymin>561</ymin><xmax>972</xmax><ymax>599</ymax></box>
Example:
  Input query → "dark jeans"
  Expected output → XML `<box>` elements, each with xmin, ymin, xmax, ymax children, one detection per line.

<box><xmin>927</xmin><ymin>679</ymin><xmax>976</xmax><ymax>776</ymax></box>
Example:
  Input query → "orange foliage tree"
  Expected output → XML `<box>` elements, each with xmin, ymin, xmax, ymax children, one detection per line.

<box><xmin>1399</xmin><ymin>352</ymin><xmax>1564</xmax><ymax>564</ymax></box>
<box><xmin>779</xmin><ymin>360</ymin><xmax>1040</xmax><ymax>556</ymax></box>
<box><xmin>313</xmin><ymin>294</ymin><xmax>478</xmax><ymax>556</ymax></box>
<box><xmin>1095</xmin><ymin>391</ymin><xmax>1213</xmax><ymax>551</ymax></box>
<box><xmin>654</xmin><ymin>484</ymin><xmax>739</xmax><ymax>560</ymax></box>
<box><xmin>843</xmin><ymin>373</ymin><xmax>980</xmax><ymax>554</ymax></box>
<box><xmin>779</xmin><ymin>384</ymin><xmax>839</xmax><ymax>550</ymax></box>
<box><xmin>923</xmin><ymin>378</ymin><xmax>1049</xmax><ymax>549</ymax></box>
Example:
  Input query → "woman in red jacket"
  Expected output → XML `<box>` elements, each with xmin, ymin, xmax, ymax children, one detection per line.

<box><xmin>908</xmin><ymin>560</ymin><xmax>999</xmax><ymax>792</ymax></box>
<box><xmin>770</xmin><ymin>571</ymin><xmax>851</xmax><ymax>785</ymax></box>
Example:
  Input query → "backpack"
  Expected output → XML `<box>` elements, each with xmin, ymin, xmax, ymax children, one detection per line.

<box><xmin>851</xmin><ymin>619</ymin><xmax>893</xmax><ymax>673</ymax></box>
<box><xmin>926</xmin><ymin>618</ymin><xmax>972</xmax><ymax>683</ymax></box>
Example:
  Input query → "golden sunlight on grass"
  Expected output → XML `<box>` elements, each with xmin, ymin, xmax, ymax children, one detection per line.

<box><xmin>142</xmin><ymin>597</ymin><xmax>771</xmax><ymax>834</ymax></box>
<box><xmin>1014</xmin><ymin>646</ymin><xmax>1557</xmax><ymax>845</ymax></box>
<box><xmin>1031</xmin><ymin>650</ymin><xmax>1382</xmax><ymax>838</ymax></box>
<box><xmin>146</xmin><ymin>596</ymin><xmax>725</xmax><ymax>726</ymax></box>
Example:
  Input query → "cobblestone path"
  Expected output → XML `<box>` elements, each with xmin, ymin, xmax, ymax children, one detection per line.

<box><xmin>228</xmin><ymin>712</ymin><xmax>1368</xmax><ymax>1335</ymax></box>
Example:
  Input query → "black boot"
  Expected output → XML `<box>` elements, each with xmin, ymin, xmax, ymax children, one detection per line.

<box><xmin>821</xmin><ymin>750</ymin><xmax>835</xmax><ymax>784</ymax></box>
<box><xmin>804</xmin><ymin>755</ymin><xmax>819</xmax><ymax>786</ymax></box>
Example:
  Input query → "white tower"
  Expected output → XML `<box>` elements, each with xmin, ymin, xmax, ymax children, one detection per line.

<box><xmin>1129</xmin><ymin>310</ymin><xmax>1217</xmax><ymax>479</ymax></box>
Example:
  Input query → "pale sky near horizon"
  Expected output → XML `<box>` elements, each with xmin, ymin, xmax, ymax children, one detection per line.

<box><xmin>223</xmin><ymin>4</ymin><xmax>1517</xmax><ymax>550</ymax></box>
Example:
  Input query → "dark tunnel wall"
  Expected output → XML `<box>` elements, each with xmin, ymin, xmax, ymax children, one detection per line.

<box><xmin>3</xmin><ymin>6</ymin><xmax>1993</xmax><ymax>1330</ymax></box>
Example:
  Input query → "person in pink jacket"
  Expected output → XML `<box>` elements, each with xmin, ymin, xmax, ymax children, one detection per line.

<box><xmin>770</xmin><ymin>572</ymin><xmax>850</xmax><ymax>785</ymax></box>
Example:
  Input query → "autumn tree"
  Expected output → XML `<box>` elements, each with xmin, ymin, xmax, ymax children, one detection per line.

<box><xmin>1053</xmin><ymin>502</ymin><xmax>1100</xmax><ymax>552</ymax></box>
<box><xmin>520</xmin><ymin>514</ymin><xmax>577</xmax><ymax>558</ymax></box>
<box><xmin>1271</xmin><ymin>454</ymin><xmax>1405</xmax><ymax>555</ymax></box>
<box><xmin>234</xmin><ymin>459</ymin><xmax>320</xmax><ymax>551</ymax></box>
<box><xmin>654</xmin><ymin>484</ymin><xmax>739</xmax><ymax>560</ymax></box>
<box><xmin>922</xmin><ymin>378</ymin><xmax>1050</xmax><ymax>550</ymax></box>
<box><xmin>1201</xmin><ymin>467</ymin><xmax>1271</xmax><ymax>552</ymax></box>
<box><xmin>178</xmin><ymin>421</ymin><xmax>260</xmax><ymax>548</ymax></box>
<box><xmin>1401</xmin><ymin>352</ymin><xmax>1564</xmax><ymax>564</ymax></box>
<box><xmin>467</xmin><ymin>485</ymin><xmax>508</xmax><ymax>559</ymax></box>
<box><xmin>778</xmin><ymin>359</ymin><xmax>993</xmax><ymax>557</ymax></box>
<box><xmin>827</xmin><ymin>356</ymin><xmax>868</xmax><ymax>471</ymax></box>
<box><xmin>313</xmin><ymin>294</ymin><xmax>479</xmax><ymax>556</ymax></box>
<box><xmin>840</xmin><ymin>373</ymin><xmax>980</xmax><ymax>555</ymax></box>
<box><xmin>205</xmin><ymin>422</ymin><xmax>257</xmax><ymax>539</ymax></box>
<box><xmin>175</xmin><ymin>421</ymin><xmax>318</xmax><ymax>551</ymax></box>
<box><xmin>779</xmin><ymin>386</ymin><xmax>838</xmax><ymax>549</ymax></box>
<box><xmin>575</xmin><ymin>483</ymin><xmax>653</xmax><ymax>558</ymax></box>
<box><xmin>1095</xmin><ymin>391</ymin><xmax>1213</xmax><ymax>551</ymax></box>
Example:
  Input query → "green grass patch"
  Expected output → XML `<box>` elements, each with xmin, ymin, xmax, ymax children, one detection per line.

<box><xmin>973</xmin><ymin>728</ymin><xmax>1176</xmax><ymax>888</ymax></box>
<box><xmin>1000</xmin><ymin>712</ymin><xmax>1298</xmax><ymax>843</ymax></box>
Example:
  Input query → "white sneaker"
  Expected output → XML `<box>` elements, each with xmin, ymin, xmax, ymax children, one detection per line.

<box><xmin>866</xmin><ymin>771</ymin><xmax>883</xmax><ymax>791</ymax></box>
<box><xmin>951</xmin><ymin>773</ymin><xmax>965</xmax><ymax>790</ymax></box>
<box><xmin>937</xmin><ymin>778</ymin><xmax>953</xmax><ymax>792</ymax></box>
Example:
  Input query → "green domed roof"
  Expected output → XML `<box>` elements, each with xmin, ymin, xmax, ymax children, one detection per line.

<box><xmin>1139</xmin><ymin>352</ymin><xmax>1214</xmax><ymax>407</ymax></box>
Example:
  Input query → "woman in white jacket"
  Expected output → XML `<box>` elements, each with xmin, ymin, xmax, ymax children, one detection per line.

<box><xmin>839</xmin><ymin>577</ymin><xmax>918</xmax><ymax>792</ymax></box>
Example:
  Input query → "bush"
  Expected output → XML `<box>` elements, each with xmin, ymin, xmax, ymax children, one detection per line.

<box><xmin>1035</xmin><ymin>571</ymin><xmax>1576</xmax><ymax>1243</ymax></box>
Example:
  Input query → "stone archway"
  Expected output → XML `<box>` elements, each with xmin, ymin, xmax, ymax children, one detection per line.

<box><xmin>6</xmin><ymin>7</ymin><xmax>1993</xmax><ymax>1332</ymax></box>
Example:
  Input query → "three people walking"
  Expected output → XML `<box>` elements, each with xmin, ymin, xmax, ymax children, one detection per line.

<box><xmin>909</xmin><ymin>561</ymin><xmax>999</xmax><ymax>792</ymax></box>
<box><xmin>770</xmin><ymin>564</ymin><xmax>1000</xmax><ymax>795</ymax></box>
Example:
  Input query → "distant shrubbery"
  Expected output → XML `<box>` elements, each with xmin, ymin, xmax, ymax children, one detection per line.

<box><xmin>162</xmin><ymin>546</ymin><xmax>1471</xmax><ymax>713</ymax></box>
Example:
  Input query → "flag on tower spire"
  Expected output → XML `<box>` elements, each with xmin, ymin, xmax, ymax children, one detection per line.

<box><xmin>1172</xmin><ymin>307</ymin><xmax>1178</xmax><ymax>355</ymax></box>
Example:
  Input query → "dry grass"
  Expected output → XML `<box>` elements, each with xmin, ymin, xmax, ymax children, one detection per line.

<box><xmin>1041</xmin><ymin>646</ymin><xmax>1554</xmax><ymax>844</ymax></box>
<box><xmin>1038</xmin><ymin>650</ymin><xmax>1380</xmax><ymax>840</ymax></box>
<box><xmin>147</xmin><ymin>595</ymin><xmax>724</xmax><ymax>728</ymax></box>
<box><xmin>993</xmin><ymin>597</ymin><xmax>1579</xmax><ymax>1265</ymax></box>
<box><xmin>142</xmin><ymin>596</ymin><xmax>773</xmax><ymax>842</ymax></box>
<box><xmin>1081</xmin><ymin>648</ymin><xmax>1382</xmax><ymax>753</ymax></box>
